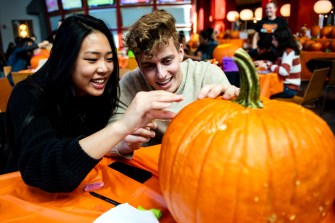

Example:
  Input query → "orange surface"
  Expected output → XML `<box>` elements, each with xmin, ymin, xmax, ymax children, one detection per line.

<box><xmin>217</xmin><ymin>38</ymin><xmax>244</xmax><ymax>48</ymax></box>
<box><xmin>30</xmin><ymin>49</ymin><xmax>50</xmax><ymax>69</ymax></box>
<box><xmin>0</xmin><ymin>145</ymin><xmax>176</xmax><ymax>223</ymax></box>
<box><xmin>300</xmin><ymin>51</ymin><xmax>335</xmax><ymax>80</ymax></box>
<box><xmin>258</xmin><ymin>72</ymin><xmax>284</xmax><ymax>98</ymax></box>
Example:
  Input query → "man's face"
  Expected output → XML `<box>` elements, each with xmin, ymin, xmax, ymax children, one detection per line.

<box><xmin>137</xmin><ymin>38</ymin><xmax>184</xmax><ymax>93</ymax></box>
<box><xmin>265</xmin><ymin>2</ymin><xmax>277</xmax><ymax>19</ymax></box>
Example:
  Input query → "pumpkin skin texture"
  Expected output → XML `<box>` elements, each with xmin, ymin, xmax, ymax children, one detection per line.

<box><xmin>159</xmin><ymin>49</ymin><xmax>335</xmax><ymax>223</ymax></box>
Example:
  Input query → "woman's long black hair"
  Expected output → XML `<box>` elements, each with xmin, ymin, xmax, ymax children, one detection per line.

<box><xmin>4</xmin><ymin>14</ymin><xmax>120</xmax><ymax>172</ymax></box>
<box><xmin>273</xmin><ymin>27</ymin><xmax>300</xmax><ymax>57</ymax></box>
<box><xmin>31</xmin><ymin>14</ymin><xmax>119</xmax><ymax>130</ymax></box>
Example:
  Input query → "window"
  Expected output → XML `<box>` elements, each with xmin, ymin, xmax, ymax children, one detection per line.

<box><xmin>62</xmin><ymin>0</ymin><xmax>83</xmax><ymax>10</ymax></box>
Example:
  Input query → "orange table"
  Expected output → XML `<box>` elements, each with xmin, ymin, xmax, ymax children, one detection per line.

<box><xmin>258</xmin><ymin>72</ymin><xmax>284</xmax><ymax>98</ymax></box>
<box><xmin>300</xmin><ymin>51</ymin><xmax>335</xmax><ymax>80</ymax></box>
<box><xmin>1</xmin><ymin>144</ymin><xmax>335</xmax><ymax>222</ymax></box>
<box><xmin>0</xmin><ymin>145</ymin><xmax>176</xmax><ymax>223</ymax></box>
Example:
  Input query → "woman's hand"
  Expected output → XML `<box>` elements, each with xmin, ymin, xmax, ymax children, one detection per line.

<box><xmin>198</xmin><ymin>84</ymin><xmax>240</xmax><ymax>100</ymax></box>
<box><xmin>122</xmin><ymin>122</ymin><xmax>157</xmax><ymax>152</ymax></box>
<box><xmin>254</xmin><ymin>60</ymin><xmax>269</xmax><ymax>69</ymax></box>
<box><xmin>118</xmin><ymin>91</ymin><xmax>183</xmax><ymax>136</ymax></box>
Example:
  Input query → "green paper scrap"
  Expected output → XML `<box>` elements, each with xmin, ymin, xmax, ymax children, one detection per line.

<box><xmin>127</xmin><ymin>50</ymin><xmax>135</xmax><ymax>58</ymax></box>
<box><xmin>137</xmin><ymin>206</ymin><xmax>162</xmax><ymax>220</ymax></box>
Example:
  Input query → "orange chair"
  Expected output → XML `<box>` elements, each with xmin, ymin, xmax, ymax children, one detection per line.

<box><xmin>0</xmin><ymin>78</ymin><xmax>13</xmax><ymax>112</ymax></box>
<box><xmin>11</xmin><ymin>72</ymin><xmax>32</xmax><ymax>85</ymax></box>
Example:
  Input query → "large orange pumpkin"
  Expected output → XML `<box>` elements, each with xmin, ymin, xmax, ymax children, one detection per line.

<box><xmin>159</xmin><ymin>48</ymin><xmax>335</xmax><ymax>223</ymax></box>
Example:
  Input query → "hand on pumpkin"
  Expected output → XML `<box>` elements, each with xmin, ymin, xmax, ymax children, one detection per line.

<box><xmin>198</xmin><ymin>84</ymin><xmax>240</xmax><ymax>100</ymax></box>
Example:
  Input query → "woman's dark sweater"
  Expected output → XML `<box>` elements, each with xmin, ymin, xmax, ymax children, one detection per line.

<box><xmin>6</xmin><ymin>80</ymin><xmax>102</xmax><ymax>193</ymax></box>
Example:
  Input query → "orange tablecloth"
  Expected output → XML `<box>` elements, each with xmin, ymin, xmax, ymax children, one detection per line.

<box><xmin>300</xmin><ymin>51</ymin><xmax>335</xmax><ymax>80</ymax></box>
<box><xmin>0</xmin><ymin>145</ymin><xmax>176</xmax><ymax>223</ymax></box>
<box><xmin>258</xmin><ymin>72</ymin><xmax>284</xmax><ymax>98</ymax></box>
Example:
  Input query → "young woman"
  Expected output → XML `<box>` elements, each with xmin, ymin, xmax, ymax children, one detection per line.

<box><xmin>4</xmin><ymin>14</ymin><xmax>183</xmax><ymax>192</ymax></box>
<box><xmin>255</xmin><ymin>27</ymin><xmax>301</xmax><ymax>98</ymax></box>
<box><xmin>271</xmin><ymin>27</ymin><xmax>301</xmax><ymax>98</ymax></box>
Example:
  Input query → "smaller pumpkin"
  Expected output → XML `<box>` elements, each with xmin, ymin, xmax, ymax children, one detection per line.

<box><xmin>329</xmin><ymin>39</ymin><xmax>335</xmax><ymax>52</ymax></box>
<box><xmin>310</xmin><ymin>25</ymin><xmax>321</xmax><ymax>37</ymax></box>
<box><xmin>316</xmin><ymin>37</ymin><xmax>330</xmax><ymax>51</ymax></box>
<box><xmin>309</xmin><ymin>41</ymin><xmax>323</xmax><ymax>51</ymax></box>
<box><xmin>230</xmin><ymin>30</ymin><xmax>240</xmax><ymax>39</ymax></box>
<box><xmin>303</xmin><ymin>39</ymin><xmax>315</xmax><ymax>51</ymax></box>
<box><xmin>321</xmin><ymin>25</ymin><xmax>333</xmax><ymax>38</ymax></box>
<box><xmin>330</xmin><ymin>26</ymin><xmax>335</xmax><ymax>38</ymax></box>
<box><xmin>212</xmin><ymin>43</ymin><xmax>240</xmax><ymax>66</ymax></box>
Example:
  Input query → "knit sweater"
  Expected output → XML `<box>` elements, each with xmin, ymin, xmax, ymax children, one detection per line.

<box><xmin>109</xmin><ymin>59</ymin><xmax>230</xmax><ymax>146</ymax></box>
<box><xmin>6</xmin><ymin>80</ymin><xmax>102</xmax><ymax>192</ymax></box>
<box><xmin>269</xmin><ymin>48</ymin><xmax>301</xmax><ymax>90</ymax></box>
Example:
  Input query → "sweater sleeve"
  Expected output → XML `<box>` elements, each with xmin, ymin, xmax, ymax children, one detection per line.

<box><xmin>270</xmin><ymin>49</ymin><xmax>294</xmax><ymax>77</ymax></box>
<box><xmin>7</xmin><ymin>83</ymin><xmax>100</xmax><ymax>192</ymax></box>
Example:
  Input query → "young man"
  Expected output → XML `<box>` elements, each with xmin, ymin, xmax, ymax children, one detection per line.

<box><xmin>108</xmin><ymin>10</ymin><xmax>239</xmax><ymax>155</ymax></box>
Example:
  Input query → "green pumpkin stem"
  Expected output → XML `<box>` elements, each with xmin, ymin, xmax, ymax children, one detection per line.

<box><xmin>232</xmin><ymin>48</ymin><xmax>263</xmax><ymax>108</ymax></box>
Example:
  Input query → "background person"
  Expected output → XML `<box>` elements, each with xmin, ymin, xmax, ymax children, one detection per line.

<box><xmin>248</xmin><ymin>35</ymin><xmax>277</xmax><ymax>63</ymax></box>
<box><xmin>252</xmin><ymin>0</ymin><xmax>288</xmax><ymax>49</ymax></box>
<box><xmin>4</xmin><ymin>14</ymin><xmax>183</xmax><ymax>192</ymax></box>
<box><xmin>193</xmin><ymin>28</ymin><xmax>218</xmax><ymax>61</ymax></box>
<box><xmin>255</xmin><ymin>27</ymin><xmax>301</xmax><ymax>98</ymax></box>
<box><xmin>108</xmin><ymin>10</ymin><xmax>239</xmax><ymax>152</ymax></box>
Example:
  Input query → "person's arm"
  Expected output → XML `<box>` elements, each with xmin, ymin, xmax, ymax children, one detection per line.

<box><xmin>269</xmin><ymin>49</ymin><xmax>295</xmax><ymax>77</ymax></box>
<box><xmin>252</xmin><ymin>32</ymin><xmax>259</xmax><ymax>49</ymax></box>
<box><xmin>79</xmin><ymin>91</ymin><xmax>183</xmax><ymax>160</ymax></box>
<box><xmin>7</xmin><ymin>84</ymin><xmax>182</xmax><ymax>193</ymax></box>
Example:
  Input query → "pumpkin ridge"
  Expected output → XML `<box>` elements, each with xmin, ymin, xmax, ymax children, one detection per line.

<box><xmin>193</xmin><ymin>131</ymin><xmax>221</xmax><ymax>223</ymax></box>
<box><xmin>161</xmin><ymin>99</ymin><xmax>225</xmax><ymax>216</ymax></box>
<box><xmin>170</xmin><ymin>100</ymin><xmax>239</xmax><ymax>220</ymax></box>
<box><xmin>259</xmin><ymin>104</ymin><xmax>298</xmax><ymax>221</ymax></box>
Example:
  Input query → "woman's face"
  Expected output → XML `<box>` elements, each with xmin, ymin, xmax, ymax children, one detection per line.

<box><xmin>72</xmin><ymin>31</ymin><xmax>114</xmax><ymax>97</ymax></box>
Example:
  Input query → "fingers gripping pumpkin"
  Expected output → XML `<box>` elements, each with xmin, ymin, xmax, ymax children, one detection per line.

<box><xmin>159</xmin><ymin>48</ymin><xmax>335</xmax><ymax>223</ymax></box>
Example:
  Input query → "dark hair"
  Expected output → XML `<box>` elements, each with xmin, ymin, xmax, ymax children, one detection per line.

<box><xmin>17</xmin><ymin>13</ymin><xmax>119</xmax><ymax>137</ymax></box>
<box><xmin>273</xmin><ymin>27</ymin><xmax>300</xmax><ymax>56</ymax></box>
<box><xmin>257</xmin><ymin>35</ymin><xmax>273</xmax><ymax>50</ymax></box>
<box><xmin>267</xmin><ymin>0</ymin><xmax>277</xmax><ymax>8</ymax></box>
<box><xmin>178</xmin><ymin>31</ymin><xmax>185</xmax><ymax>43</ymax></box>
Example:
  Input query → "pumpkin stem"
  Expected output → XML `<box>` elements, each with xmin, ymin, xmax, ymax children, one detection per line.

<box><xmin>233</xmin><ymin>48</ymin><xmax>263</xmax><ymax>108</ymax></box>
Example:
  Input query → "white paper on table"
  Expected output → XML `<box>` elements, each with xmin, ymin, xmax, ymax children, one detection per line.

<box><xmin>93</xmin><ymin>203</ymin><xmax>159</xmax><ymax>223</ymax></box>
